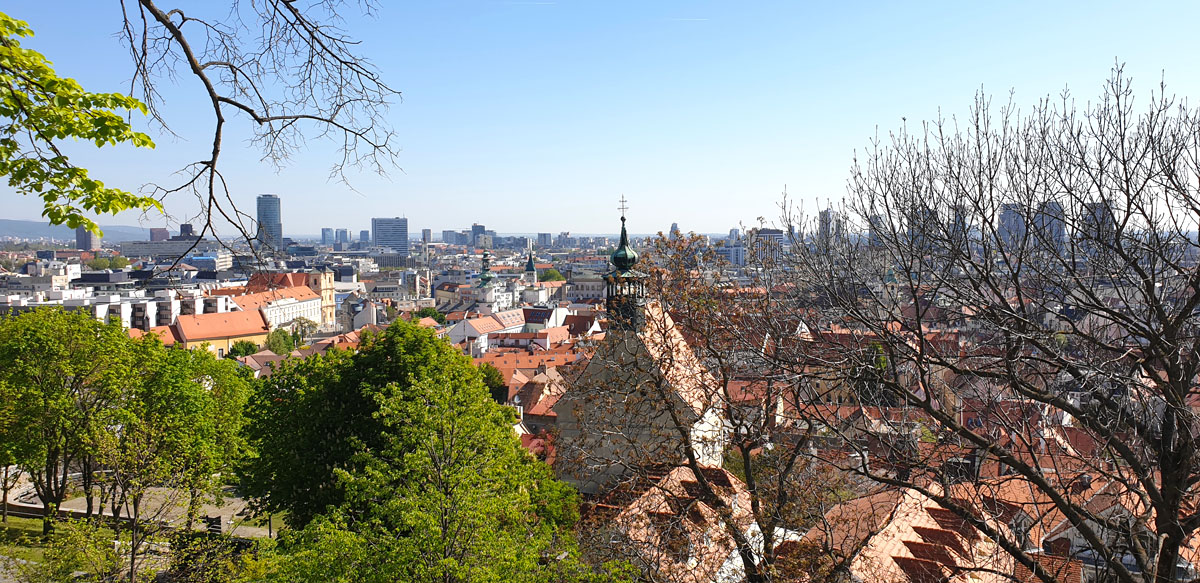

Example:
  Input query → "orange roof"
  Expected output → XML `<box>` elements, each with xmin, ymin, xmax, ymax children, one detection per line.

<box><xmin>175</xmin><ymin>310</ymin><xmax>270</xmax><ymax>343</ymax></box>
<box><xmin>232</xmin><ymin>286</ymin><xmax>320</xmax><ymax>312</ymax></box>
<box><xmin>467</xmin><ymin>316</ymin><xmax>504</xmax><ymax>335</ymax></box>
<box><xmin>129</xmin><ymin>325</ymin><xmax>180</xmax><ymax>346</ymax></box>
<box><xmin>246</xmin><ymin>272</ymin><xmax>310</xmax><ymax>292</ymax></box>
<box><xmin>206</xmin><ymin>286</ymin><xmax>248</xmax><ymax>297</ymax></box>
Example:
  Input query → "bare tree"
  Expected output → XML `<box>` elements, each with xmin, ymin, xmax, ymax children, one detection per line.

<box><xmin>558</xmin><ymin>231</ymin><xmax>875</xmax><ymax>583</ymax></box>
<box><xmin>116</xmin><ymin>0</ymin><xmax>399</xmax><ymax>252</ymax></box>
<box><xmin>762</xmin><ymin>66</ymin><xmax>1200</xmax><ymax>583</ymax></box>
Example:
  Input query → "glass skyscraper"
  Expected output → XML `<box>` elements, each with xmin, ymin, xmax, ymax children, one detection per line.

<box><xmin>256</xmin><ymin>194</ymin><xmax>283</xmax><ymax>250</ymax></box>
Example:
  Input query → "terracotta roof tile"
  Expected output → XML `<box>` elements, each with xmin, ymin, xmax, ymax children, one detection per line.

<box><xmin>175</xmin><ymin>310</ymin><xmax>269</xmax><ymax>343</ymax></box>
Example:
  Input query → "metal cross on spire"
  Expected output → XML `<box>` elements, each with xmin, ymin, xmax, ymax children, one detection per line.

<box><xmin>618</xmin><ymin>195</ymin><xmax>629</xmax><ymax>219</ymax></box>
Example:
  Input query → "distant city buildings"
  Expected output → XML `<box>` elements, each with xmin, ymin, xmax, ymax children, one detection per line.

<box><xmin>75</xmin><ymin>226</ymin><xmax>99</xmax><ymax>251</ymax></box>
<box><xmin>150</xmin><ymin>228</ymin><xmax>170</xmax><ymax>242</ymax></box>
<box><xmin>359</xmin><ymin>230</ymin><xmax>370</xmax><ymax>243</ymax></box>
<box><xmin>321</xmin><ymin>228</ymin><xmax>334</xmax><ymax>246</ymax></box>
<box><xmin>817</xmin><ymin>208</ymin><xmax>844</xmax><ymax>245</ymax></box>
<box><xmin>1034</xmin><ymin>200</ymin><xmax>1066</xmax><ymax>251</ymax></box>
<box><xmin>372</xmin><ymin>217</ymin><xmax>409</xmax><ymax>256</ymax></box>
<box><xmin>998</xmin><ymin>203</ymin><xmax>1025</xmax><ymax>249</ymax></box>
<box><xmin>256</xmin><ymin>194</ymin><xmax>283</xmax><ymax>251</ymax></box>
<box><xmin>537</xmin><ymin>233</ymin><xmax>553</xmax><ymax>247</ymax></box>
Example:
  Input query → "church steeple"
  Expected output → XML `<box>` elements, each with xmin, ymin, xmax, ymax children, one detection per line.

<box><xmin>477</xmin><ymin>249</ymin><xmax>494</xmax><ymax>288</ymax></box>
<box><xmin>525</xmin><ymin>245</ymin><xmax>537</xmax><ymax>283</ymax></box>
<box><xmin>605</xmin><ymin>197</ymin><xmax>647</xmax><ymax>330</ymax></box>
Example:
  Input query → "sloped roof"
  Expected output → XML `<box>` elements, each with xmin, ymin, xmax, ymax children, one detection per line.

<box><xmin>232</xmin><ymin>286</ymin><xmax>320</xmax><ymax>312</ymax></box>
<box><xmin>175</xmin><ymin>310</ymin><xmax>270</xmax><ymax>343</ymax></box>
<box><xmin>246</xmin><ymin>271</ymin><xmax>310</xmax><ymax>292</ymax></box>
<box><xmin>491</xmin><ymin>308</ymin><xmax>525</xmax><ymax>329</ymax></box>
<box><xmin>637</xmin><ymin>302</ymin><xmax>717</xmax><ymax>416</ymax></box>
<box><xmin>467</xmin><ymin>316</ymin><xmax>504</xmax><ymax>335</ymax></box>
<box><xmin>563</xmin><ymin>314</ymin><xmax>597</xmax><ymax>336</ymax></box>
<box><xmin>129</xmin><ymin>325</ymin><xmax>180</xmax><ymax>346</ymax></box>
<box><xmin>800</xmin><ymin>486</ymin><xmax>1013</xmax><ymax>583</ymax></box>
<box><xmin>598</xmin><ymin>466</ymin><xmax>754</xmax><ymax>583</ymax></box>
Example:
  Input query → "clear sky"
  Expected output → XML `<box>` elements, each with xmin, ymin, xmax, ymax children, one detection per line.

<box><xmin>5</xmin><ymin>1</ymin><xmax>1200</xmax><ymax>237</ymax></box>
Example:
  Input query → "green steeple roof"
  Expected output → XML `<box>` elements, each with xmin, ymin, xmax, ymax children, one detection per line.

<box><xmin>610</xmin><ymin>215</ymin><xmax>639</xmax><ymax>272</ymax></box>
<box><xmin>477</xmin><ymin>250</ymin><xmax>494</xmax><ymax>287</ymax></box>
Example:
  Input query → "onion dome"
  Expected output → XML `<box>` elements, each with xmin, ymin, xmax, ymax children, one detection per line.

<box><xmin>610</xmin><ymin>216</ymin><xmax>639</xmax><ymax>273</ymax></box>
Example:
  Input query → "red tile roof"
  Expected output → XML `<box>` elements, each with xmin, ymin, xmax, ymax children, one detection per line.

<box><xmin>246</xmin><ymin>272</ymin><xmax>310</xmax><ymax>292</ymax></box>
<box><xmin>175</xmin><ymin>310</ymin><xmax>270</xmax><ymax>343</ymax></box>
<box><xmin>232</xmin><ymin>286</ymin><xmax>320</xmax><ymax>313</ymax></box>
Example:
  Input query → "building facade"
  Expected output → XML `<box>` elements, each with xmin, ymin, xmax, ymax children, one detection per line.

<box><xmin>256</xmin><ymin>194</ymin><xmax>283</xmax><ymax>250</ymax></box>
<box><xmin>76</xmin><ymin>226</ymin><xmax>99</xmax><ymax>251</ymax></box>
<box><xmin>372</xmin><ymin>217</ymin><xmax>409</xmax><ymax>256</ymax></box>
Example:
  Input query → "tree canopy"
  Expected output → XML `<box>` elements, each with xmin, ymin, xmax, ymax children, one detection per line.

<box><xmin>0</xmin><ymin>12</ymin><xmax>158</xmax><ymax>235</ymax></box>
<box><xmin>0</xmin><ymin>307</ymin><xmax>248</xmax><ymax>551</ymax></box>
<box><xmin>540</xmin><ymin>268</ymin><xmax>566</xmax><ymax>282</ymax></box>
<box><xmin>241</xmin><ymin>320</ymin><xmax>618</xmax><ymax>582</ymax></box>
<box><xmin>414</xmin><ymin>306</ymin><xmax>446</xmax><ymax>325</ymax></box>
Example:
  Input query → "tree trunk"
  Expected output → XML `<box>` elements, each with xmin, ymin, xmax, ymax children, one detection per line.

<box><xmin>2</xmin><ymin>466</ymin><xmax>9</xmax><ymax>524</ymax></box>
<box><xmin>128</xmin><ymin>496</ymin><xmax>140</xmax><ymax>583</ymax></box>
<box><xmin>42</xmin><ymin>502</ymin><xmax>54</xmax><ymax>537</ymax></box>
<box><xmin>185</xmin><ymin>487</ymin><xmax>199</xmax><ymax>530</ymax></box>
<box><xmin>82</xmin><ymin>456</ymin><xmax>94</xmax><ymax>518</ymax></box>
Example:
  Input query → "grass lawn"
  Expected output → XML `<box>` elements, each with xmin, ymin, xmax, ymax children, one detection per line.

<box><xmin>236</xmin><ymin>510</ymin><xmax>285</xmax><ymax>530</ymax></box>
<box><xmin>0</xmin><ymin>515</ymin><xmax>49</xmax><ymax>563</ymax></box>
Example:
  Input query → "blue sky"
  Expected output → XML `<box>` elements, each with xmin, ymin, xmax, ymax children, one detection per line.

<box><xmin>5</xmin><ymin>1</ymin><xmax>1200</xmax><ymax>237</ymax></box>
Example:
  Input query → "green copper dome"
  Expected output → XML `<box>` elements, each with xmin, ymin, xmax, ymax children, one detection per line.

<box><xmin>611</xmin><ymin>216</ymin><xmax>638</xmax><ymax>272</ymax></box>
<box><xmin>477</xmin><ymin>250</ymin><xmax>494</xmax><ymax>287</ymax></box>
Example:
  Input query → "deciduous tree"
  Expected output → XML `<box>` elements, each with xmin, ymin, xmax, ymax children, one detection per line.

<box><xmin>763</xmin><ymin>67</ymin><xmax>1200</xmax><ymax>583</ymax></box>
<box><xmin>241</xmin><ymin>321</ymin><xmax>622</xmax><ymax>581</ymax></box>
<box><xmin>0</xmin><ymin>12</ymin><xmax>158</xmax><ymax>235</ymax></box>
<box><xmin>0</xmin><ymin>308</ymin><xmax>135</xmax><ymax>535</ymax></box>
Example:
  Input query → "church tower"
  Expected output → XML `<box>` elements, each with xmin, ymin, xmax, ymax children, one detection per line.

<box><xmin>524</xmin><ymin>244</ymin><xmax>537</xmax><ymax>283</ymax></box>
<box><xmin>605</xmin><ymin>198</ymin><xmax>647</xmax><ymax>330</ymax></box>
<box><xmin>477</xmin><ymin>249</ymin><xmax>494</xmax><ymax>288</ymax></box>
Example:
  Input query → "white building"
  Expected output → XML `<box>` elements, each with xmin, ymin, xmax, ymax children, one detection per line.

<box><xmin>371</xmin><ymin>217</ymin><xmax>409</xmax><ymax>256</ymax></box>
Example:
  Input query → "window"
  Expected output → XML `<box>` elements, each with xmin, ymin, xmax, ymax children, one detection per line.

<box><xmin>217</xmin><ymin>348</ymin><xmax>225</xmax><ymax>357</ymax></box>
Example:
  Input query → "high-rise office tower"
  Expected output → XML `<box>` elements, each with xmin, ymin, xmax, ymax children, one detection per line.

<box><xmin>998</xmin><ymin>203</ymin><xmax>1025</xmax><ymax>249</ymax></box>
<box><xmin>76</xmin><ymin>225</ymin><xmax>99</xmax><ymax>250</ymax></box>
<box><xmin>471</xmin><ymin>223</ymin><xmax>486</xmax><ymax>247</ymax></box>
<box><xmin>149</xmin><ymin>228</ymin><xmax>170</xmax><ymax>242</ymax></box>
<box><xmin>372</xmin><ymin>217</ymin><xmax>409</xmax><ymax>256</ymax></box>
<box><xmin>360</xmin><ymin>230</ymin><xmax>370</xmax><ymax>243</ymax></box>
<box><xmin>256</xmin><ymin>194</ymin><xmax>283</xmax><ymax>250</ymax></box>
<box><xmin>336</xmin><ymin>228</ymin><xmax>350</xmax><ymax>244</ymax></box>
<box><xmin>537</xmin><ymin>233</ymin><xmax>553</xmax><ymax>247</ymax></box>
<box><xmin>818</xmin><ymin>208</ymin><xmax>844</xmax><ymax>245</ymax></box>
<box><xmin>422</xmin><ymin>229</ymin><xmax>432</xmax><ymax>244</ymax></box>
<box><xmin>1034</xmin><ymin>200</ymin><xmax>1066</xmax><ymax>251</ymax></box>
<box><xmin>321</xmin><ymin>228</ymin><xmax>335</xmax><ymax>245</ymax></box>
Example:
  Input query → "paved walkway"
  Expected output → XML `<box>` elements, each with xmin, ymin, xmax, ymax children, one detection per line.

<box><xmin>7</xmin><ymin>478</ymin><xmax>271</xmax><ymax>539</ymax></box>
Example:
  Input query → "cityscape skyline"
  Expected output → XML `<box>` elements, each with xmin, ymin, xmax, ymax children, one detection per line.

<box><xmin>4</xmin><ymin>1</ymin><xmax>1200</xmax><ymax>235</ymax></box>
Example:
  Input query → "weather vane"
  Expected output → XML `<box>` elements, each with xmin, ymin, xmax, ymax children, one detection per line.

<box><xmin>618</xmin><ymin>195</ymin><xmax>629</xmax><ymax>218</ymax></box>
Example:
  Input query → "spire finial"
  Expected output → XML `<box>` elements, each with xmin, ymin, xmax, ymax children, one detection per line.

<box><xmin>610</xmin><ymin>197</ymin><xmax>638</xmax><ymax>272</ymax></box>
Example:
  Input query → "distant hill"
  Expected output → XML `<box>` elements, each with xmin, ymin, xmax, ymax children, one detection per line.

<box><xmin>0</xmin><ymin>219</ymin><xmax>153</xmax><ymax>243</ymax></box>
